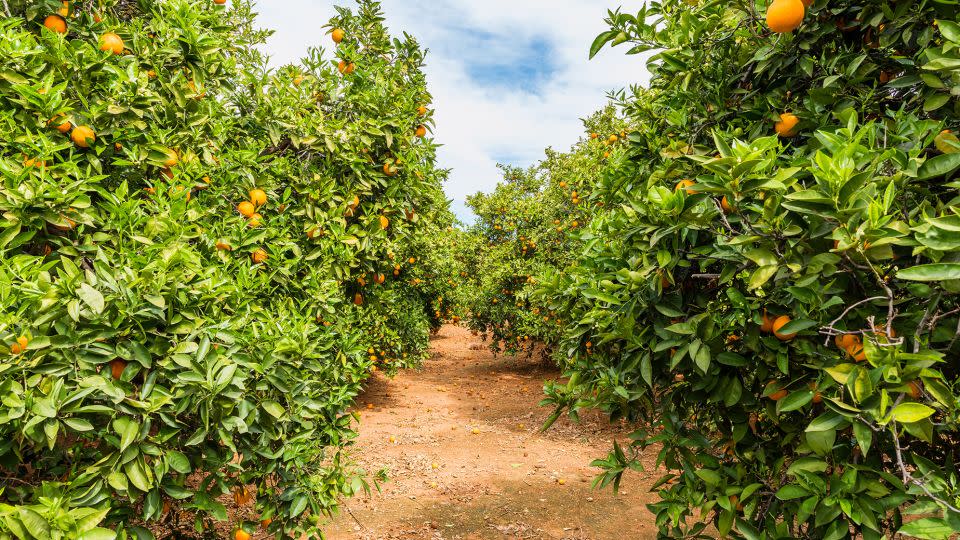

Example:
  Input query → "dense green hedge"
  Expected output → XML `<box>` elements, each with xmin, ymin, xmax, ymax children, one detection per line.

<box><xmin>0</xmin><ymin>0</ymin><xmax>452</xmax><ymax>538</ymax></box>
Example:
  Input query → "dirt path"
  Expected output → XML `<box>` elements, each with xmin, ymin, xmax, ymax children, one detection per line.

<box><xmin>322</xmin><ymin>325</ymin><xmax>660</xmax><ymax>540</ymax></box>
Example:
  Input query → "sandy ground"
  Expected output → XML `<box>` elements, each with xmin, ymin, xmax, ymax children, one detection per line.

<box><xmin>321</xmin><ymin>325</ymin><xmax>660</xmax><ymax>540</ymax></box>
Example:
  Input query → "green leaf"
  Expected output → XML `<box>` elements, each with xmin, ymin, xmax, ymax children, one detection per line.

<box><xmin>779</xmin><ymin>391</ymin><xmax>813</xmax><ymax>412</ymax></box>
<box><xmin>77</xmin><ymin>283</ymin><xmax>105</xmax><ymax>315</ymax></box>
<box><xmin>897</xmin><ymin>264</ymin><xmax>960</xmax><ymax>282</ymax></box>
<box><xmin>775</xmin><ymin>484</ymin><xmax>810</xmax><ymax>500</ymax></box>
<box><xmin>589</xmin><ymin>31</ymin><xmax>617</xmax><ymax>59</ymax></box>
<box><xmin>166</xmin><ymin>451</ymin><xmax>192</xmax><ymax>474</ymax></box>
<box><xmin>889</xmin><ymin>403</ymin><xmax>935</xmax><ymax>423</ymax></box>
<box><xmin>78</xmin><ymin>528</ymin><xmax>117</xmax><ymax>540</ymax></box>
<box><xmin>262</xmin><ymin>400</ymin><xmax>285</xmax><ymax>419</ymax></box>
<box><xmin>113</xmin><ymin>417</ymin><xmax>140</xmax><ymax>453</ymax></box>
<box><xmin>898</xmin><ymin>518</ymin><xmax>955</xmax><ymax>540</ymax></box>
<box><xmin>917</xmin><ymin>153</ymin><xmax>960</xmax><ymax>180</ymax></box>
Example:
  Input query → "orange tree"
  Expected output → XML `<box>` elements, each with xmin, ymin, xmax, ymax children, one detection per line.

<box><xmin>532</xmin><ymin>0</ymin><xmax>960</xmax><ymax>538</ymax></box>
<box><xmin>0</xmin><ymin>0</ymin><xmax>449</xmax><ymax>538</ymax></box>
<box><xmin>460</xmin><ymin>107</ymin><xmax>628</xmax><ymax>355</ymax></box>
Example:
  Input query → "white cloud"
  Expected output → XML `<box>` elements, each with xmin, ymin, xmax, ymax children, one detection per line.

<box><xmin>251</xmin><ymin>0</ymin><xmax>649</xmax><ymax>221</ymax></box>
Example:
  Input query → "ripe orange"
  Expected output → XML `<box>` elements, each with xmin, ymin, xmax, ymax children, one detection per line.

<box><xmin>772</xmin><ymin>316</ymin><xmax>796</xmax><ymax>341</ymax></box>
<box><xmin>760</xmin><ymin>309</ymin><xmax>775</xmax><ymax>333</ymax></box>
<box><xmin>110</xmin><ymin>359</ymin><xmax>127</xmax><ymax>380</ymax></box>
<box><xmin>408</xmin><ymin>257</ymin><xmax>416</xmax><ymax>264</ymax></box>
<box><xmin>332</xmin><ymin>28</ymin><xmax>345</xmax><ymax>43</ymax></box>
<box><xmin>99</xmin><ymin>32</ymin><xmax>124</xmax><ymax>55</ymax></box>
<box><xmin>260</xmin><ymin>517</ymin><xmax>272</xmax><ymax>528</ymax></box>
<box><xmin>907</xmin><ymin>381</ymin><xmax>922</xmax><ymax>399</ymax></box>
<box><xmin>415</xmin><ymin>125</ymin><xmax>427</xmax><ymax>138</ymax></box>
<box><xmin>238</xmin><ymin>201</ymin><xmax>256</xmax><ymax>218</ymax></box>
<box><xmin>51</xmin><ymin>116</ymin><xmax>72</xmax><ymax>133</ymax></box>
<box><xmin>590</xmin><ymin>133</ymin><xmax>598</xmax><ymax>139</ymax></box>
<box><xmin>215</xmin><ymin>242</ymin><xmax>232</xmax><ymax>251</ymax></box>
<box><xmin>234</xmin><ymin>530</ymin><xmax>250</xmax><ymax>540</ymax></box>
<box><xmin>766</xmin><ymin>0</ymin><xmax>805</xmax><ymax>33</ymax></box>
<box><xmin>337</xmin><ymin>60</ymin><xmax>356</xmax><ymax>74</ymax></box>
<box><xmin>835</xmin><ymin>334</ymin><xmax>860</xmax><ymax>350</ymax></box>
<box><xmin>720</xmin><ymin>196</ymin><xmax>735</xmax><ymax>213</ymax></box>
<box><xmin>374</xmin><ymin>273</ymin><xmax>386</xmax><ymax>285</ymax></box>
<box><xmin>383</xmin><ymin>162</ymin><xmax>398</xmax><ymax>176</ymax></box>
<box><xmin>71</xmin><ymin>125</ymin><xmax>95</xmax><ymax>148</ymax></box>
<box><xmin>10</xmin><ymin>336</ymin><xmax>28</xmax><ymax>355</ymax></box>
<box><xmin>846</xmin><ymin>342</ymin><xmax>867</xmax><ymax>362</ymax></box>
<box><xmin>675</xmin><ymin>179</ymin><xmax>698</xmax><ymax>194</ymax></box>
<box><xmin>249</xmin><ymin>189</ymin><xmax>267</xmax><ymax>207</ymax></box>
<box><xmin>44</xmin><ymin>15</ymin><xmax>67</xmax><ymax>33</ymax></box>
<box><xmin>379</xmin><ymin>215</ymin><xmax>390</xmax><ymax>229</ymax></box>
<box><xmin>417</xmin><ymin>105</ymin><xmax>428</xmax><ymax>116</ymax></box>
<box><xmin>775</xmin><ymin>113</ymin><xmax>800</xmax><ymax>137</ymax></box>
<box><xmin>800</xmin><ymin>0</ymin><xmax>813</xmax><ymax>5</ymax></box>
<box><xmin>214</xmin><ymin>0</ymin><xmax>227</xmax><ymax>4</ymax></box>
<box><xmin>247</xmin><ymin>213</ymin><xmax>262</xmax><ymax>228</ymax></box>
<box><xmin>769</xmin><ymin>387</ymin><xmax>789</xmax><ymax>401</ymax></box>
<box><xmin>147</xmin><ymin>69</ymin><xmax>156</xmax><ymax>79</ymax></box>
<box><xmin>251</xmin><ymin>249</ymin><xmax>268</xmax><ymax>264</ymax></box>
<box><xmin>873</xmin><ymin>325</ymin><xmax>897</xmax><ymax>339</ymax></box>
<box><xmin>353</xmin><ymin>293</ymin><xmax>364</xmax><ymax>306</ymax></box>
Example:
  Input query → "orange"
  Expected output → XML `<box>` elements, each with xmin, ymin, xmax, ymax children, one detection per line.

<box><xmin>408</xmin><ymin>257</ymin><xmax>416</xmax><ymax>264</ymax></box>
<box><xmin>251</xmin><ymin>249</ymin><xmax>268</xmax><ymax>264</ymax></box>
<box><xmin>147</xmin><ymin>70</ymin><xmax>156</xmax><ymax>79</ymax></box>
<box><xmin>834</xmin><ymin>334</ymin><xmax>860</xmax><ymax>350</ymax></box>
<box><xmin>332</xmin><ymin>28</ymin><xmax>345</xmax><ymax>43</ymax></box>
<box><xmin>337</xmin><ymin>60</ymin><xmax>355</xmax><ymax>74</ymax></box>
<box><xmin>772</xmin><ymin>316</ymin><xmax>796</xmax><ymax>341</ymax></box>
<box><xmin>417</xmin><ymin>105</ymin><xmax>428</xmax><ymax>116</ymax></box>
<box><xmin>379</xmin><ymin>215</ymin><xmax>390</xmax><ymax>229</ymax></box>
<box><xmin>720</xmin><ymin>196</ymin><xmax>735</xmax><ymax>213</ymax></box>
<box><xmin>675</xmin><ymin>179</ymin><xmax>698</xmax><ymax>194</ymax></box>
<box><xmin>44</xmin><ymin>15</ymin><xmax>67</xmax><ymax>33</ymax></box>
<box><xmin>775</xmin><ymin>113</ymin><xmax>799</xmax><ymax>137</ymax></box>
<box><xmin>415</xmin><ymin>125</ymin><xmax>427</xmax><ymax>138</ymax></box>
<box><xmin>99</xmin><ymin>32</ymin><xmax>124</xmax><ymax>55</ymax></box>
<box><xmin>215</xmin><ymin>242</ymin><xmax>232</xmax><ymax>251</ymax></box>
<box><xmin>51</xmin><ymin>116</ymin><xmax>72</xmax><ymax>133</ymax></box>
<box><xmin>353</xmin><ymin>293</ymin><xmax>364</xmax><ymax>306</ymax></box>
<box><xmin>800</xmin><ymin>0</ymin><xmax>813</xmax><ymax>5</ymax></box>
<box><xmin>769</xmin><ymin>388</ymin><xmax>789</xmax><ymax>401</ymax></box>
<box><xmin>374</xmin><ymin>273</ymin><xmax>386</xmax><ymax>285</ymax></box>
<box><xmin>71</xmin><ymin>125</ymin><xmax>95</xmax><ymax>148</ymax></box>
<box><xmin>10</xmin><ymin>336</ymin><xmax>28</xmax><ymax>355</ymax></box>
<box><xmin>873</xmin><ymin>325</ymin><xmax>897</xmax><ymax>339</ymax></box>
<box><xmin>760</xmin><ymin>310</ymin><xmax>775</xmax><ymax>333</ymax></box>
<box><xmin>907</xmin><ymin>381</ymin><xmax>922</xmax><ymax>399</ymax></box>
<box><xmin>237</xmin><ymin>201</ymin><xmax>256</xmax><ymax>218</ymax></box>
<box><xmin>110</xmin><ymin>359</ymin><xmax>127</xmax><ymax>380</ymax></box>
<box><xmin>260</xmin><ymin>517</ymin><xmax>272</xmax><ymax>528</ymax></box>
<box><xmin>383</xmin><ymin>162</ymin><xmax>398</xmax><ymax>176</ymax></box>
<box><xmin>766</xmin><ymin>0</ymin><xmax>805</xmax><ymax>33</ymax></box>
<box><xmin>249</xmin><ymin>189</ymin><xmax>267</xmax><ymax>207</ymax></box>
<box><xmin>846</xmin><ymin>342</ymin><xmax>867</xmax><ymax>362</ymax></box>
<box><xmin>590</xmin><ymin>133</ymin><xmax>598</xmax><ymax>139</ymax></box>
<box><xmin>247</xmin><ymin>213</ymin><xmax>262</xmax><ymax>228</ymax></box>
<box><xmin>214</xmin><ymin>0</ymin><xmax>227</xmax><ymax>4</ymax></box>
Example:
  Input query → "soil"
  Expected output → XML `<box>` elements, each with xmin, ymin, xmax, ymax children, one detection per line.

<box><xmin>321</xmin><ymin>324</ymin><xmax>661</xmax><ymax>540</ymax></box>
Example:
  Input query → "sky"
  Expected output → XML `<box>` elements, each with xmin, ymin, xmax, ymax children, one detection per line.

<box><xmin>251</xmin><ymin>0</ymin><xmax>649</xmax><ymax>222</ymax></box>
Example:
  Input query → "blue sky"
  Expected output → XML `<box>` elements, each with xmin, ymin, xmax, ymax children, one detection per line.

<box><xmin>251</xmin><ymin>0</ymin><xmax>648</xmax><ymax>222</ymax></box>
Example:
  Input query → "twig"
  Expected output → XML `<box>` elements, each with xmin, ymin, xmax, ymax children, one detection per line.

<box><xmin>820</xmin><ymin>296</ymin><xmax>886</xmax><ymax>346</ymax></box>
<box><xmin>914</xmin><ymin>293</ymin><xmax>941</xmax><ymax>353</ymax></box>
<box><xmin>1</xmin><ymin>0</ymin><xmax>10</xmax><ymax>18</ymax></box>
